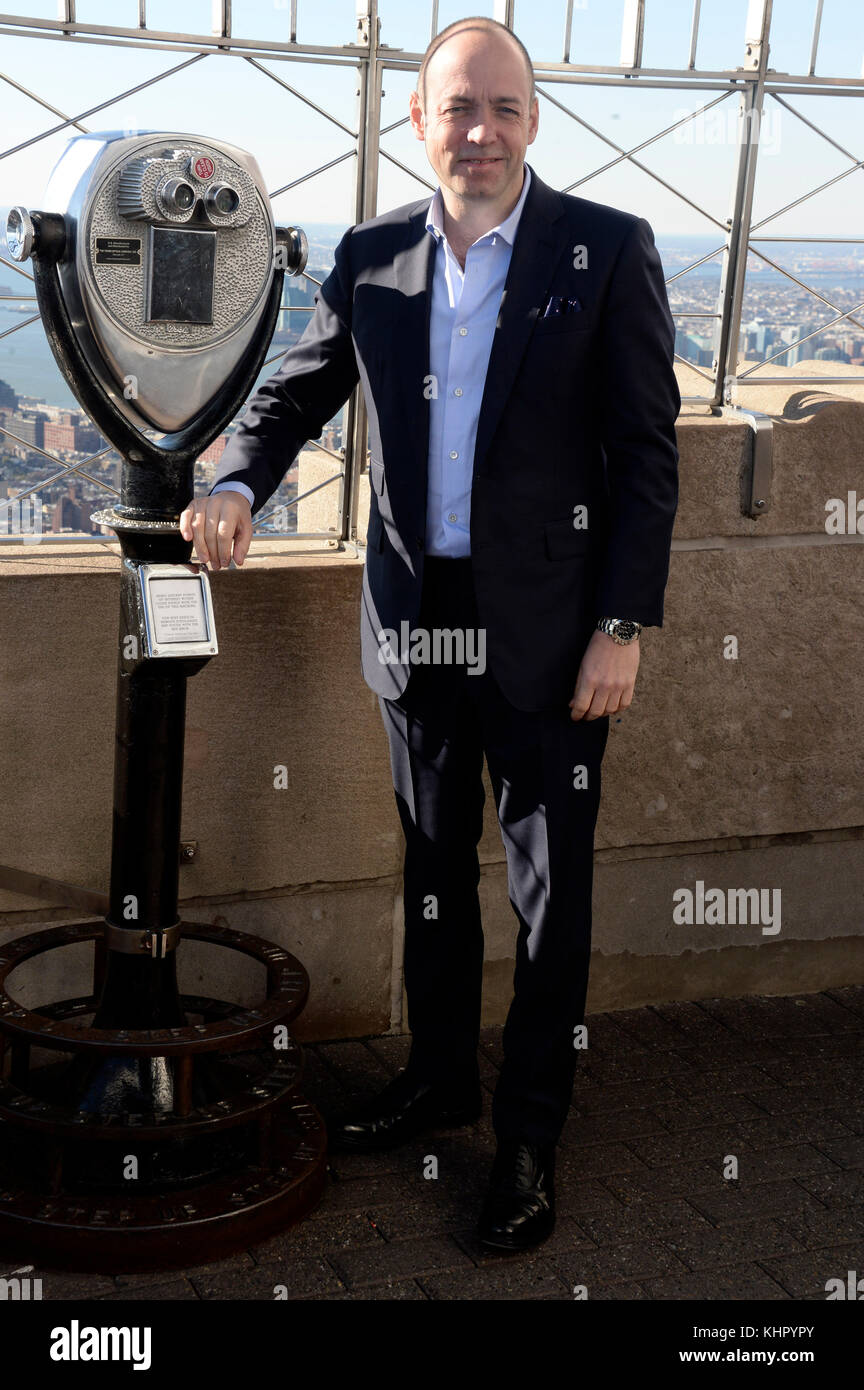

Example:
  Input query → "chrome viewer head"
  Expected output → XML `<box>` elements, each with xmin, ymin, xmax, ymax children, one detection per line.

<box><xmin>6</xmin><ymin>131</ymin><xmax>307</xmax><ymax>437</ymax></box>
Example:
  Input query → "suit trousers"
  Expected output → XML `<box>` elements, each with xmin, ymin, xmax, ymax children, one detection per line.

<box><xmin>377</xmin><ymin>554</ymin><xmax>610</xmax><ymax>1145</ymax></box>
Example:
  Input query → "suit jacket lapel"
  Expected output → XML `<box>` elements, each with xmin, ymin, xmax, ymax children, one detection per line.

<box><xmin>473</xmin><ymin>168</ymin><xmax>572</xmax><ymax>473</ymax></box>
<box><xmin>391</xmin><ymin>205</ymin><xmax>436</xmax><ymax>532</ymax></box>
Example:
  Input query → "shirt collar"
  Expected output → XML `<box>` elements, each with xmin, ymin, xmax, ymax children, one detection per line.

<box><xmin>425</xmin><ymin>163</ymin><xmax>532</xmax><ymax>248</ymax></box>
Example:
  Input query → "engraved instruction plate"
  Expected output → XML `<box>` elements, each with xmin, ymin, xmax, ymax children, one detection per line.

<box><xmin>138</xmin><ymin>563</ymin><xmax>218</xmax><ymax>659</ymax></box>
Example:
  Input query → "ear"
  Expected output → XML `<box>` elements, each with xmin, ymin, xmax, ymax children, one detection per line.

<box><xmin>409</xmin><ymin>90</ymin><xmax>426</xmax><ymax>142</ymax></box>
<box><xmin>526</xmin><ymin>95</ymin><xmax>540</xmax><ymax>145</ymax></box>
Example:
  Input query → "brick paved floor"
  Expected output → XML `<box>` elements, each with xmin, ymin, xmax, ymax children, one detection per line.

<box><xmin>5</xmin><ymin>989</ymin><xmax>864</xmax><ymax>1300</ymax></box>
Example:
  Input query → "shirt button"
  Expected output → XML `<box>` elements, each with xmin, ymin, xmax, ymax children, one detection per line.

<box><xmin>454</xmin><ymin>388</ymin><xmax>463</xmax><ymax>397</ymax></box>
<box><xmin>449</xmin><ymin>450</ymin><xmax>458</xmax><ymax>459</ymax></box>
<box><xmin>459</xmin><ymin>327</ymin><xmax>468</xmax><ymax>336</ymax></box>
<box><xmin>448</xmin><ymin>512</ymin><xmax>457</xmax><ymax>522</ymax></box>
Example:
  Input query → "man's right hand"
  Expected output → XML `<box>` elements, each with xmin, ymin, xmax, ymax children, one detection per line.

<box><xmin>179</xmin><ymin>491</ymin><xmax>253</xmax><ymax>570</ymax></box>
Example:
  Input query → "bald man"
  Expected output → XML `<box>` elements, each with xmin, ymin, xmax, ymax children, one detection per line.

<box><xmin>183</xmin><ymin>16</ymin><xmax>679</xmax><ymax>1253</ymax></box>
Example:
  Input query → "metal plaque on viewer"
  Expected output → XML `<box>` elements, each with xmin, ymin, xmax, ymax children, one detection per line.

<box><xmin>138</xmin><ymin>562</ymin><xmax>218</xmax><ymax>658</ymax></box>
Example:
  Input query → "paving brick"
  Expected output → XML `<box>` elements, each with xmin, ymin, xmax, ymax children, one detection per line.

<box><xmin>551</xmin><ymin>1238</ymin><xmax>688</xmax><ymax>1286</ymax></box>
<box><xmin>578</xmin><ymin>1052</ymin><xmax>686</xmax><ymax>1085</ymax></box>
<box><xmin>776</xmin><ymin>1033</ymin><xmax>864</xmax><ymax>1060</ymax></box>
<box><xmin>96</xmin><ymin>1279</ymin><xmax>199</xmax><ymax>1301</ymax></box>
<box><xmin>561</xmin><ymin>1107</ymin><xmax>670</xmax><ymax>1145</ymax></box>
<box><xmin>578</xmin><ymin>1281</ymin><xmax>650</xmax><ymax>1299</ymax></box>
<box><xmin>370</xmin><ymin>1200</ymin><xmax>469</xmax><ymax>1241</ymax></box>
<box><xmin>810</xmin><ymin>1135</ymin><xmax>864</xmax><ymax>1168</ymax></box>
<box><xmin>662</xmin><ymin>1216</ymin><xmax>805</xmax><ymax>1271</ymax></box>
<box><xmin>669</xmin><ymin>1039</ymin><xmax>786</xmax><ymax>1068</ymax></box>
<box><xmin>823</xmin><ymin>985</ymin><xmax>864</xmax><ymax>1020</ymax></box>
<box><xmin>324</xmin><ymin>1146</ymin><xmax>430</xmax><ymax>1180</ymax></box>
<box><xmin>190</xmin><ymin>1259</ymin><xmax>343</xmax><ymax>1300</ymax></box>
<box><xmin>649</xmin><ymin>1000</ymin><xmax>742</xmax><ymax>1047</ymax></box>
<box><xmin>573</xmin><ymin>1079</ymin><xmax>681</xmax><ymax>1114</ymax></box>
<box><xmin>554</xmin><ymin>1139</ymin><xmax>650</xmax><ymax>1177</ymax></box>
<box><xmin>316</xmin><ymin>1040</ymin><xmax>392</xmax><ymax>1092</ymax></box>
<box><xmin>700</xmin><ymin>994</ymin><xmax>862</xmax><ymax>1040</ymax></box>
<box><xmin>112</xmin><ymin>1251</ymin><xmax>254</xmax><ymax>1290</ymax></box>
<box><xmin>798</xmin><ymin>1169</ymin><xmax>864</xmax><ymax>1207</ymax></box>
<box><xmin>310</xmin><ymin>1171</ymin><xmax>423</xmax><ymax>1211</ymax></box>
<box><xmin>773</xmin><ymin>1203</ymin><xmax>864</xmax><ymax>1251</ymax></box>
<box><xmin>328</xmin><ymin>1234</ymin><xmax>472</xmax><ymax>1289</ymax></box>
<box><xmin>603</xmin><ymin>1161</ymin><xmax>724</xmax><ymax>1205</ymax></box>
<box><xmin>759</xmin><ymin>1245</ymin><xmax>864</xmax><ymax>1299</ymax></box>
<box><xmin>309</xmin><ymin>1279</ymin><xmax>430</xmax><ymax>1300</ymax></box>
<box><xmin>742</xmin><ymin>1086</ymin><xmax>853</xmax><ymax>1117</ymax></box>
<box><xmin>419</xmin><ymin>1260</ymin><xmax>568</xmax><ymax>1300</ymax></box>
<box><xmin>628</xmin><ymin>1125</ymin><xmax>744</xmax><ymax>1167</ymax></box>
<box><xmin>363</xmin><ymin>1035</ymin><xmax>413</xmax><ymax>1074</ymax></box>
<box><xmin>733</xmin><ymin>1112</ymin><xmax>851</xmax><ymax>1152</ymax></box>
<box><xmin>641</xmin><ymin>1265</ymin><xmax>791</xmax><ymax>1300</ymax></box>
<box><xmin>576</xmin><ymin>1198</ymin><xmax>714</xmax><ymax>1248</ymax></box>
<box><xmin>605</xmin><ymin>1006</ymin><xmax>695</xmax><ymax>1051</ymax></box>
<box><xmin>651</xmin><ymin>1094</ymin><xmax>766</xmax><ymax>1131</ymax></box>
<box><xmin>250</xmin><ymin>1209</ymin><xmax>382</xmax><ymax>1263</ymax></box>
<box><xmin>478</xmin><ymin>1027</ymin><xmax>505</xmax><ymax>1068</ymax></box>
<box><xmin>702</xmin><ymin>1144</ymin><xmax>842</xmax><ymax>1184</ymax></box>
<box><xmin>671</xmin><ymin>1064</ymin><xmax>778</xmax><ymax>1099</ymax></box>
<box><xmin>687</xmin><ymin>1179</ymin><xmax>827</xmax><ymax>1227</ymax></box>
<box><xmin>755</xmin><ymin>1056</ymin><xmax>855</xmax><ymax>1089</ymax></box>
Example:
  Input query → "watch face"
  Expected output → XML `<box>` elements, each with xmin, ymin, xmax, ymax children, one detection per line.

<box><xmin>616</xmin><ymin>621</ymin><xmax>639</xmax><ymax>641</ymax></box>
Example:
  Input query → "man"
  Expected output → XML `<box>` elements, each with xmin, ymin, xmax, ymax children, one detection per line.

<box><xmin>181</xmin><ymin>16</ymin><xmax>680</xmax><ymax>1253</ymax></box>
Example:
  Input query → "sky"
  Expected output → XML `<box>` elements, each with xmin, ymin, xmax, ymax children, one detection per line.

<box><xmin>0</xmin><ymin>0</ymin><xmax>863</xmax><ymax>236</ymax></box>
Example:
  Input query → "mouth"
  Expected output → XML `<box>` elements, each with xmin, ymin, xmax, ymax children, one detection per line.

<box><xmin>458</xmin><ymin>156</ymin><xmax>504</xmax><ymax>168</ymax></box>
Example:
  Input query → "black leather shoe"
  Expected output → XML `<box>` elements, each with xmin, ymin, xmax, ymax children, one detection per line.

<box><xmin>477</xmin><ymin>1139</ymin><xmax>556</xmax><ymax>1252</ymax></box>
<box><xmin>327</xmin><ymin>1069</ymin><xmax>482</xmax><ymax>1152</ymax></box>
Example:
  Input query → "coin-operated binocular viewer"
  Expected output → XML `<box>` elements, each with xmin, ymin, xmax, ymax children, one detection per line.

<box><xmin>0</xmin><ymin>134</ymin><xmax>325</xmax><ymax>1271</ymax></box>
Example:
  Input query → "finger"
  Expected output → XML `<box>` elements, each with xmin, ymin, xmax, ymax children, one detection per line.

<box><xmin>232</xmin><ymin>512</ymin><xmax>253</xmax><ymax>567</ymax></box>
<box><xmin>569</xmin><ymin>676</ymin><xmax>592</xmax><ymax>721</ymax></box>
<box><xmin>215</xmin><ymin>512</ymin><xmax>236</xmax><ymax>570</ymax></box>
<box><xmin>179</xmin><ymin>503</ymin><xmax>194</xmax><ymax>541</ymax></box>
<box><xmin>203</xmin><ymin>505</ymin><xmax>223</xmax><ymax>569</ymax></box>
<box><xmin>584</xmin><ymin>686</ymin><xmax>613</xmax><ymax>721</ymax></box>
<box><xmin>189</xmin><ymin>505</ymin><xmax>211</xmax><ymax>565</ymax></box>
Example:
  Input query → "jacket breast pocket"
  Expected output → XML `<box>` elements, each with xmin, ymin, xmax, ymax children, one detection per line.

<box><xmin>531</xmin><ymin>312</ymin><xmax>592</xmax><ymax>338</ymax></box>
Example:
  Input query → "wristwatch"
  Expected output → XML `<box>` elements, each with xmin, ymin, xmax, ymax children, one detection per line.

<box><xmin>597</xmin><ymin>616</ymin><xmax>642</xmax><ymax>645</ymax></box>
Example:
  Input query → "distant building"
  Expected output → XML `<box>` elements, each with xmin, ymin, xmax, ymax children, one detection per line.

<box><xmin>50</xmin><ymin>484</ymin><xmax>97</xmax><ymax>534</ymax></box>
<box><xmin>199</xmin><ymin>434</ymin><xmax>227</xmax><ymax>465</ymax></box>
<box><xmin>0</xmin><ymin>379</ymin><xmax>17</xmax><ymax>411</ymax></box>
<box><xmin>5</xmin><ymin>411</ymin><xmax>46</xmax><ymax>450</ymax></box>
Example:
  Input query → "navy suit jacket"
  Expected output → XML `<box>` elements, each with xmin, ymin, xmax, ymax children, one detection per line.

<box><xmin>212</xmin><ymin>164</ymin><xmax>680</xmax><ymax>712</ymax></box>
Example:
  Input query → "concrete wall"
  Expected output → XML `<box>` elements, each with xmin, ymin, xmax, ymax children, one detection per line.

<box><xmin>1</xmin><ymin>385</ymin><xmax>862</xmax><ymax>1040</ymax></box>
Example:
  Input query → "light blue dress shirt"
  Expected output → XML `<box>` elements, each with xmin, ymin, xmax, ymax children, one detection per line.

<box><xmin>423</xmin><ymin>163</ymin><xmax>531</xmax><ymax>557</ymax></box>
<box><xmin>212</xmin><ymin>164</ymin><xmax>532</xmax><ymax>551</ymax></box>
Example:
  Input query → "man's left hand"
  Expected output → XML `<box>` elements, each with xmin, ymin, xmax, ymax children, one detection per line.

<box><xmin>569</xmin><ymin>629</ymin><xmax>640</xmax><ymax>721</ymax></box>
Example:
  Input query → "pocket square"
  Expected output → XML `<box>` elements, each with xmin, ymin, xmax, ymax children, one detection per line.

<box><xmin>542</xmin><ymin>295</ymin><xmax>582</xmax><ymax>318</ymax></box>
